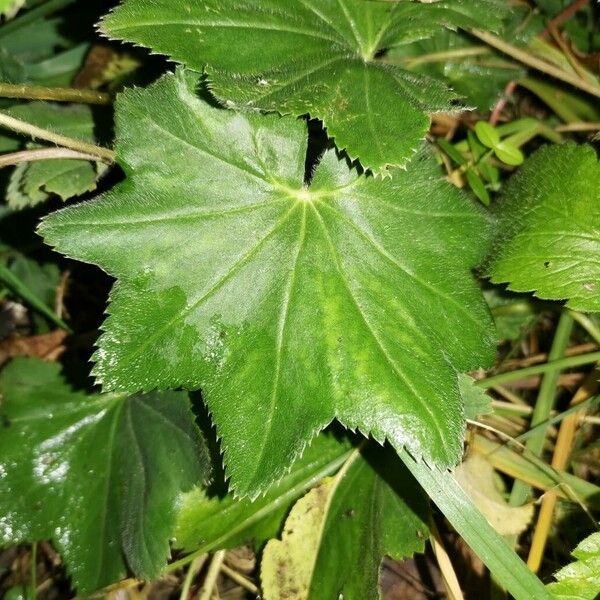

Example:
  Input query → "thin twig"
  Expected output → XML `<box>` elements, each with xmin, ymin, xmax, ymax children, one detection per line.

<box><xmin>0</xmin><ymin>112</ymin><xmax>115</xmax><ymax>162</ymax></box>
<box><xmin>0</xmin><ymin>83</ymin><xmax>111</xmax><ymax>105</ymax></box>
<box><xmin>471</xmin><ymin>29</ymin><xmax>600</xmax><ymax>99</ymax></box>
<box><xmin>0</xmin><ymin>148</ymin><xmax>103</xmax><ymax>168</ymax></box>
<box><xmin>555</xmin><ymin>122</ymin><xmax>600</xmax><ymax>132</ymax></box>
<box><xmin>430</xmin><ymin>521</ymin><xmax>465</xmax><ymax>600</ymax></box>
<box><xmin>220</xmin><ymin>563</ymin><xmax>259</xmax><ymax>595</ymax></box>
<box><xmin>199</xmin><ymin>551</ymin><xmax>226</xmax><ymax>600</ymax></box>
<box><xmin>540</xmin><ymin>0</ymin><xmax>590</xmax><ymax>39</ymax></box>
<box><xmin>179</xmin><ymin>554</ymin><xmax>208</xmax><ymax>600</ymax></box>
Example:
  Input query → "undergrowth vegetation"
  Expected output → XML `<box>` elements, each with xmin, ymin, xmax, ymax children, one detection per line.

<box><xmin>0</xmin><ymin>1</ymin><xmax>599</xmax><ymax>599</ymax></box>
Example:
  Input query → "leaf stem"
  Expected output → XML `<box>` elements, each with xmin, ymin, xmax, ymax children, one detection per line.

<box><xmin>0</xmin><ymin>83</ymin><xmax>111</xmax><ymax>105</ymax></box>
<box><xmin>0</xmin><ymin>147</ymin><xmax>103</xmax><ymax>168</ymax></box>
<box><xmin>476</xmin><ymin>350</ymin><xmax>600</xmax><ymax>389</ymax></box>
<box><xmin>471</xmin><ymin>28</ymin><xmax>600</xmax><ymax>99</ymax></box>
<box><xmin>399</xmin><ymin>450</ymin><xmax>552</xmax><ymax>600</ymax></box>
<box><xmin>198</xmin><ymin>550</ymin><xmax>226</xmax><ymax>600</ymax></box>
<box><xmin>0</xmin><ymin>111</ymin><xmax>115</xmax><ymax>163</ymax></box>
<box><xmin>0</xmin><ymin>262</ymin><xmax>71</xmax><ymax>332</ymax></box>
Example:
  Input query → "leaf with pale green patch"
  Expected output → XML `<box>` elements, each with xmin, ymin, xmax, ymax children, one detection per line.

<box><xmin>173</xmin><ymin>432</ymin><xmax>352</xmax><ymax>553</ymax></box>
<box><xmin>547</xmin><ymin>532</ymin><xmax>600</xmax><ymax>599</ymax></box>
<box><xmin>0</xmin><ymin>358</ymin><xmax>208</xmax><ymax>594</ymax></box>
<box><xmin>101</xmin><ymin>0</ymin><xmax>507</xmax><ymax>173</ymax></box>
<box><xmin>261</xmin><ymin>444</ymin><xmax>429</xmax><ymax>600</ymax></box>
<box><xmin>487</xmin><ymin>143</ymin><xmax>600</xmax><ymax>312</ymax></box>
<box><xmin>40</xmin><ymin>69</ymin><xmax>496</xmax><ymax>497</ymax></box>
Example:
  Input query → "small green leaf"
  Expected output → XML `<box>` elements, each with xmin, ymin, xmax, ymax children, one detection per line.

<box><xmin>101</xmin><ymin>0</ymin><xmax>508</xmax><ymax>173</ymax></box>
<box><xmin>466</xmin><ymin>168</ymin><xmax>490</xmax><ymax>206</ymax></box>
<box><xmin>468</xmin><ymin>130</ymin><xmax>488</xmax><ymax>161</ymax></box>
<box><xmin>6</xmin><ymin>102</ymin><xmax>106</xmax><ymax>207</ymax></box>
<box><xmin>459</xmin><ymin>374</ymin><xmax>492</xmax><ymax>420</ymax></box>
<box><xmin>40</xmin><ymin>70</ymin><xmax>496</xmax><ymax>496</ymax></box>
<box><xmin>0</xmin><ymin>358</ymin><xmax>208</xmax><ymax>594</ymax></box>
<box><xmin>475</xmin><ymin>121</ymin><xmax>501</xmax><ymax>149</ymax></box>
<box><xmin>261</xmin><ymin>444</ymin><xmax>428</xmax><ymax>600</ymax></box>
<box><xmin>437</xmin><ymin>137</ymin><xmax>468</xmax><ymax>166</ymax></box>
<box><xmin>494</xmin><ymin>141</ymin><xmax>524</xmax><ymax>166</ymax></box>
<box><xmin>547</xmin><ymin>532</ymin><xmax>600</xmax><ymax>599</ymax></box>
<box><xmin>173</xmin><ymin>433</ymin><xmax>352</xmax><ymax>553</ymax></box>
<box><xmin>487</xmin><ymin>143</ymin><xmax>600</xmax><ymax>312</ymax></box>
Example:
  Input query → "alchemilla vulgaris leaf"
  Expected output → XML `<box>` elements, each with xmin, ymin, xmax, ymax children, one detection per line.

<box><xmin>261</xmin><ymin>444</ymin><xmax>429</xmax><ymax>600</ymax></box>
<box><xmin>487</xmin><ymin>143</ymin><xmax>600</xmax><ymax>312</ymax></box>
<box><xmin>101</xmin><ymin>0</ymin><xmax>507</xmax><ymax>173</ymax></box>
<box><xmin>40</xmin><ymin>70</ymin><xmax>496</xmax><ymax>496</ymax></box>
<box><xmin>0</xmin><ymin>358</ymin><xmax>208</xmax><ymax>594</ymax></box>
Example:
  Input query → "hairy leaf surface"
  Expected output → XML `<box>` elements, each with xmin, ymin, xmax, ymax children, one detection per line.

<box><xmin>487</xmin><ymin>143</ymin><xmax>600</xmax><ymax>312</ymax></box>
<box><xmin>40</xmin><ymin>70</ymin><xmax>495</xmax><ymax>496</ymax></box>
<box><xmin>261</xmin><ymin>445</ymin><xmax>428</xmax><ymax>600</ymax></box>
<box><xmin>0</xmin><ymin>358</ymin><xmax>208</xmax><ymax>594</ymax></box>
<box><xmin>174</xmin><ymin>433</ymin><xmax>352</xmax><ymax>552</ymax></box>
<box><xmin>102</xmin><ymin>0</ymin><xmax>506</xmax><ymax>173</ymax></box>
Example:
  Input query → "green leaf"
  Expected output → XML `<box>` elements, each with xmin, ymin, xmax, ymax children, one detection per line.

<box><xmin>493</xmin><ymin>141</ymin><xmax>524</xmax><ymax>166</ymax></box>
<box><xmin>40</xmin><ymin>70</ymin><xmax>496</xmax><ymax>496</ymax></box>
<box><xmin>487</xmin><ymin>143</ymin><xmax>600</xmax><ymax>312</ymax></box>
<box><xmin>261</xmin><ymin>444</ymin><xmax>428</xmax><ymax>600</ymax></box>
<box><xmin>465</xmin><ymin>167</ymin><xmax>490</xmax><ymax>206</ymax></box>
<box><xmin>459</xmin><ymin>373</ymin><xmax>492</xmax><ymax>420</ymax></box>
<box><xmin>475</xmin><ymin>121</ymin><xmax>501</xmax><ymax>148</ymax></box>
<box><xmin>173</xmin><ymin>433</ymin><xmax>353</xmax><ymax>553</ymax></box>
<box><xmin>0</xmin><ymin>357</ymin><xmax>208</xmax><ymax>594</ymax></box>
<box><xmin>437</xmin><ymin>137</ymin><xmax>467</xmax><ymax>166</ymax></box>
<box><xmin>547</xmin><ymin>532</ymin><xmax>600</xmax><ymax>600</ymax></box>
<box><xmin>101</xmin><ymin>0</ymin><xmax>507</xmax><ymax>173</ymax></box>
<box><xmin>6</xmin><ymin>102</ymin><xmax>106</xmax><ymax>207</ymax></box>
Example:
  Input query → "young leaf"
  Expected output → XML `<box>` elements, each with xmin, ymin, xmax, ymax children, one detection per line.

<box><xmin>487</xmin><ymin>143</ymin><xmax>600</xmax><ymax>312</ymax></box>
<box><xmin>174</xmin><ymin>433</ymin><xmax>353</xmax><ymax>553</ymax></box>
<box><xmin>261</xmin><ymin>444</ymin><xmax>429</xmax><ymax>600</ymax></box>
<box><xmin>101</xmin><ymin>0</ymin><xmax>507</xmax><ymax>173</ymax></box>
<box><xmin>493</xmin><ymin>141</ymin><xmax>524</xmax><ymax>166</ymax></box>
<box><xmin>458</xmin><ymin>373</ymin><xmax>492</xmax><ymax>420</ymax></box>
<box><xmin>6</xmin><ymin>102</ymin><xmax>106</xmax><ymax>208</ymax></box>
<box><xmin>0</xmin><ymin>358</ymin><xmax>208</xmax><ymax>594</ymax></box>
<box><xmin>475</xmin><ymin>121</ymin><xmax>501</xmax><ymax>149</ymax></box>
<box><xmin>40</xmin><ymin>70</ymin><xmax>496</xmax><ymax>496</ymax></box>
<box><xmin>547</xmin><ymin>532</ymin><xmax>600</xmax><ymax>600</ymax></box>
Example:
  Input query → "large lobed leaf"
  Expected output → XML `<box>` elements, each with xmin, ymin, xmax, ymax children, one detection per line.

<box><xmin>261</xmin><ymin>444</ymin><xmax>428</xmax><ymax>600</ymax></box>
<box><xmin>101</xmin><ymin>0</ymin><xmax>507</xmax><ymax>173</ymax></box>
<box><xmin>487</xmin><ymin>143</ymin><xmax>600</xmax><ymax>312</ymax></box>
<box><xmin>0</xmin><ymin>358</ymin><xmax>208</xmax><ymax>594</ymax></box>
<box><xmin>40</xmin><ymin>69</ymin><xmax>495</xmax><ymax>496</ymax></box>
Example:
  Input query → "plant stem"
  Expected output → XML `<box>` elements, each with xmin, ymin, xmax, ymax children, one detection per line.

<box><xmin>510</xmin><ymin>311</ymin><xmax>574</xmax><ymax>505</ymax></box>
<box><xmin>198</xmin><ymin>550</ymin><xmax>226</xmax><ymax>600</ymax></box>
<box><xmin>0</xmin><ymin>262</ymin><xmax>71</xmax><ymax>332</ymax></box>
<box><xmin>179</xmin><ymin>554</ymin><xmax>208</xmax><ymax>600</ymax></box>
<box><xmin>0</xmin><ymin>0</ymin><xmax>78</xmax><ymax>39</ymax></box>
<box><xmin>527</xmin><ymin>368</ymin><xmax>600</xmax><ymax>572</ymax></box>
<box><xmin>476</xmin><ymin>351</ymin><xmax>600</xmax><ymax>389</ymax></box>
<box><xmin>0</xmin><ymin>111</ymin><xmax>115</xmax><ymax>163</ymax></box>
<box><xmin>0</xmin><ymin>83</ymin><xmax>111</xmax><ymax>105</ymax></box>
<box><xmin>30</xmin><ymin>542</ymin><xmax>37</xmax><ymax>600</ymax></box>
<box><xmin>220</xmin><ymin>564</ymin><xmax>259</xmax><ymax>595</ymax></box>
<box><xmin>555</xmin><ymin>122</ymin><xmax>600</xmax><ymax>132</ymax></box>
<box><xmin>0</xmin><ymin>147</ymin><xmax>103</xmax><ymax>168</ymax></box>
<box><xmin>396</xmin><ymin>46</ymin><xmax>490</xmax><ymax>67</ymax></box>
<box><xmin>399</xmin><ymin>450</ymin><xmax>552</xmax><ymax>600</ymax></box>
<box><xmin>471</xmin><ymin>29</ymin><xmax>600</xmax><ymax>99</ymax></box>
